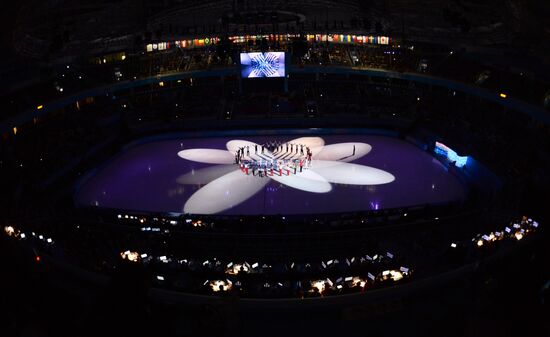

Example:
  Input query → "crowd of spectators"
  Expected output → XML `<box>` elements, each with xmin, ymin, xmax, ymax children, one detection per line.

<box><xmin>2</xmin><ymin>213</ymin><xmax>540</xmax><ymax>299</ymax></box>
<box><xmin>86</xmin><ymin>202</ymin><xmax>463</xmax><ymax>235</ymax></box>
<box><xmin>2</xmin><ymin>37</ymin><xmax>549</xmax><ymax>127</ymax></box>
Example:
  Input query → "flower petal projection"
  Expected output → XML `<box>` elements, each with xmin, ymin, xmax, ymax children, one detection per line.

<box><xmin>311</xmin><ymin>160</ymin><xmax>395</xmax><ymax>185</ymax></box>
<box><xmin>179</xmin><ymin>137</ymin><xmax>396</xmax><ymax>214</ymax></box>
<box><xmin>270</xmin><ymin>169</ymin><xmax>332</xmax><ymax>193</ymax></box>
<box><xmin>313</xmin><ymin>142</ymin><xmax>372</xmax><ymax>162</ymax></box>
<box><xmin>184</xmin><ymin>170</ymin><xmax>269</xmax><ymax>214</ymax></box>
<box><xmin>176</xmin><ymin>165</ymin><xmax>238</xmax><ymax>185</ymax></box>
<box><xmin>177</xmin><ymin>149</ymin><xmax>235</xmax><ymax>164</ymax></box>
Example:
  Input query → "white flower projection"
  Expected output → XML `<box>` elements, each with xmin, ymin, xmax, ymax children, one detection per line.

<box><xmin>177</xmin><ymin>137</ymin><xmax>395</xmax><ymax>214</ymax></box>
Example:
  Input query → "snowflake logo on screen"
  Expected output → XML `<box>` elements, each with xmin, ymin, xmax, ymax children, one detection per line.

<box><xmin>241</xmin><ymin>52</ymin><xmax>285</xmax><ymax>78</ymax></box>
<box><xmin>250</xmin><ymin>53</ymin><xmax>279</xmax><ymax>77</ymax></box>
<box><xmin>176</xmin><ymin>137</ymin><xmax>395</xmax><ymax>215</ymax></box>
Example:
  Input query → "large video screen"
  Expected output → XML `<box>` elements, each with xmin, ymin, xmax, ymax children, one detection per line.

<box><xmin>240</xmin><ymin>52</ymin><xmax>286</xmax><ymax>78</ymax></box>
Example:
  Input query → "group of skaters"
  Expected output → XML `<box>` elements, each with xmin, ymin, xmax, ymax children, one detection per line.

<box><xmin>234</xmin><ymin>143</ymin><xmax>312</xmax><ymax>158</ymax></box>
<box><xmin>234</xmin><ymin>142</ymin><xmax>313</xmax><ymax>177</ymax></box>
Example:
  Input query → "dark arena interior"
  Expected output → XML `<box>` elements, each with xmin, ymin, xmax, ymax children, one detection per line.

<box><xmin>1</xmin><ymin>1</ymin><xmax>550</xmax><ymax>336</ymax></box>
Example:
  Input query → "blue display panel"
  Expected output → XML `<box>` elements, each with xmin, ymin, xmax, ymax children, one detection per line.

<box><xmin>434</xmin><ymin>142</ymin><xmax>469</xmax><ymax>168</ymax></box>
<box><xmin>240</xmin><ymin>52</ymin><xmax>286</xmax><ymax>78</ymax></box>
